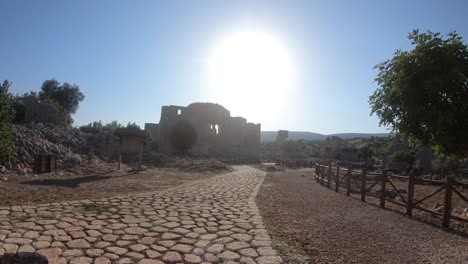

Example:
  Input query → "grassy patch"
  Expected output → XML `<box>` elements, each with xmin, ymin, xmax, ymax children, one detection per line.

<box><xmin>272</xmin><ymin>238</ymin><xmax>310</xmax><ymax>264</ymax></box>
<box><xmin>81</xmin><ymin>203</ymin><xmax>109</xmax><ymax>213</ymax></box>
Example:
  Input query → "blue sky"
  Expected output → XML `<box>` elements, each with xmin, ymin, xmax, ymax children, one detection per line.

<box><xmin>1</xmin><ymin>0</ymin><xmax>467</xmax><ymax>134</ymax></box>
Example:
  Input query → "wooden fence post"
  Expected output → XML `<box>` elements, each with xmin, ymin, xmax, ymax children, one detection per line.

<box><xmin>361</xmin><ymin>167</ymin><xmax>367</xmax><ymax>202</ymax></box>
<box><xmin>320</xmin><ymin>165</ymin><xmax>324</xmax><ymax>185</ymax></box>
<box><xmin>380</xmin><ymin>171</ymin><xmax>387</xmax><ymax>208</ymax></box>
<box><xmin>346</xmin><ymin>167</ymin><xmax>351</xmax><ymax>196</ymax></box>
<box><xmin>406</xmin><ymin>171</ymin><xmax>415</xmax><ymax>217</ymax></box>
<box><xmin>327</xmin><ymin>164</ymin><xmax>332</xmax><ymax>189</ymax></box>
<box><xmin>335</xmin><ymin>166</ymin><xmax>340</xmax><ymax>192</ymax></box>
<box><xmin>315</xmin><ymin>164</ymin><xmax>320</xmax><ymax>183</ymax></box>
<box><xmin>442</xmin><ymin>176</ymin><xmax>453</xmax><ymax>228</ymax></box>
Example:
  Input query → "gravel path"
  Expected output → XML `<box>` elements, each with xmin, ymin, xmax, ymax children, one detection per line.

<box><xmin>257</xmin><ymin>168</ymin><xmax>468</xmax><ymax>264</ymax></box>
<box><xmin>0</xmin><ymin>166</ymin><xmax>281</xmax><ymax>264</ymax></box>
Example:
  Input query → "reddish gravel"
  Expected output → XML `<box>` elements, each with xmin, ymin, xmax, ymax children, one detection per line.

<box><xmin>257</xmin><ymin>168</ymin><xmax>468</xmax><ymax>263</ymax></box>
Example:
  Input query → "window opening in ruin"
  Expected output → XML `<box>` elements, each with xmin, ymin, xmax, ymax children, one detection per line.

<box><xmin>177</xmin><ymin>109</ymin><xmax>181</xmax><ymax>115</ymax></box>
<box><xmin>209</xmin><ymin>124</ymin><xmax>220</xmax><ymax>135</ymax></box>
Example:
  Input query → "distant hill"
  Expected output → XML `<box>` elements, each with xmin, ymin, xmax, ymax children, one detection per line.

<box><xmin>261</xmin><ymin>131</ymin><xmax>389</xmax><ymax>143</ymax></box>
<box><xmin>328</xmin><ymin>133</ymin><xmax>389</xmax><ymax>139</ymax></box>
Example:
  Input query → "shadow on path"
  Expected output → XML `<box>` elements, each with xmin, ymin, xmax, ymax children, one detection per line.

<box><xmin>20</xmin><ymin>170</ymin><xmax>138</xmax><ymax>188</ymax></box>
<box><xmin>0</xmin><ymin>252</ymin><xmax>48</xmax><ymax>264</ymax></box>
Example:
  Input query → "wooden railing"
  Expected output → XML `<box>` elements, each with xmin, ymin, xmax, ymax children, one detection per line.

<box><xmin>314</xmin><ymin>163</ymin><xmax>468</xmax><ymax>228</ymax></box>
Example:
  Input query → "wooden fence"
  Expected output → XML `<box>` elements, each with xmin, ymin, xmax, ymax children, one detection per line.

<box><xmin>314</xmin><ymin>163</ymin><xmax>468</xmax><ymax>228</ymax></box>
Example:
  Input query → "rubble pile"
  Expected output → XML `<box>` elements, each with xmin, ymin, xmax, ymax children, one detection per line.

<box><xmin>6</xmin><ymin>123</ymin><xmax>88</xmax><ymax>173</ymax></box>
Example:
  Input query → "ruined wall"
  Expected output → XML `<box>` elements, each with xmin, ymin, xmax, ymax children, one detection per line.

<box><xmin>151</xmin><ymin>103</ymin><xmax>261</xmax><ymax>159</ymax></box>
<box><xmin>144</xmin><ymin>123</ymin><xmax>159</xmax><ymax>142</ymax></box>
<box><xmin>276</xmin><ymin>130</ymin><xmax>289</xmax><ymax>142</ymax></box>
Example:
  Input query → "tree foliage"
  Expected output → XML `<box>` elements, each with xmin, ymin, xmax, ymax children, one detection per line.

<box><xmin>0</xmin><ymin>80</ymin><xmax>15</xmax><ymax>164</ymax></box>
<box><xmin>126</xmin><ymin>122</ymin><xmax>140</xmax><ymax>129</ymax></box>
<box><xmin>79</xmin><ymin>120</ymin><xmax>124</xmax><ymax>134</ymax></box>
<box><xmin>370</xmin><ymin>30</ymin><xmax>468</xmax><ymax>156</ymax></box>
<box><xmin>170</xmin><ymin>120</ymin><xmax>197</xmax><ymax>154</ymax></box>
<box><xmin>39</xmin><ymin>79</ymin><xmax>85</xmax><ymax>122</ymax></box>
<box><xmin>13</xmin><ymin>92</ymin><xmax>71</xmax><ymax>125</ymax></box>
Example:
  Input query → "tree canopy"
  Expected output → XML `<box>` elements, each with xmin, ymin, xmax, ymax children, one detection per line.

<box><xmin>369</xmin><ymin>30</ymin><xmax>468</xmax><ymax>157</ymax></box>
<box><xmin>39</xmin><ymin>79</ymin><xmax>85</xmax><ymax>115</ymax></box>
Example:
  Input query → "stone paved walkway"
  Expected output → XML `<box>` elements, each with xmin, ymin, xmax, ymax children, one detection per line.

<box><xmin>0</xmin><ymin>166</ymin><xmax>282</xmax><ymax>264</ymax></box>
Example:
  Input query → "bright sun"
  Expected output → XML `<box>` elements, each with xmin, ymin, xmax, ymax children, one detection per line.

<box><xmin>207</xmin><ymin>30</ymin><xmax>295</xmax><ymax>122</ymax></box>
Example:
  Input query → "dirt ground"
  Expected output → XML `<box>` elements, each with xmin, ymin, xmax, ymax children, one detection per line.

<box><xmin>257</xmin><ymin>168</ymin><xmax>468</xmax><ymax>264</ymax></box>
<box><xmin>0</xmin><ymin>163</ymin><xmax>222</xmax><ymax>206</ymax></box>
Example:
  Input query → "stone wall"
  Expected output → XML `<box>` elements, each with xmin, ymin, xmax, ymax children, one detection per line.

<box><xmin>150</xmin><ymin>103</ymin><xmax>261</xmax><ymax>159</ymax></box>
<box><xmin>276</xmin><ymin>130</ymin><xmax>289</xmax><ymax>142</ymax></box>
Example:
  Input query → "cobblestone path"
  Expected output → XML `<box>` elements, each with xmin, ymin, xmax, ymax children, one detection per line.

<box><xmin>0</xmin><ymin>166</ymin><xmax>281</xmax><ymax>264</ymax></box>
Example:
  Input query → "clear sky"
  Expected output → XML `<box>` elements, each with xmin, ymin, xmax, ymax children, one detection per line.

<box><xmin>1</xmin><ymin>0</ymin><xmax>467</xmax><ymax>134</ymax></box>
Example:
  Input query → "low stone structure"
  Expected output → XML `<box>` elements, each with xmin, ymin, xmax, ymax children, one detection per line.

<box><xmin>146</xmin><ymin>103</ymin><xmax>261</xmax><ymax>160</ymax></box>
<box><xmin>317</xmin><ymin>136</ymin><xmax>358</xmax><ymax>161</ymax></box>
<box><xmin>276</xmin><ymin>130</ymin><xmax>289</xmax><ymax>142</ymax></box>
<box><xmin>114</xmin><ymin>128</ymin><xmax>145</xmax><ymax>168</ymax></box>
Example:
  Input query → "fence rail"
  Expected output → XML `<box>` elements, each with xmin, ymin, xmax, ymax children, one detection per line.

<box><xmin>314</xmin><ymin>163</ymin><xmax>468</xmax><ymax>228</ymax></box>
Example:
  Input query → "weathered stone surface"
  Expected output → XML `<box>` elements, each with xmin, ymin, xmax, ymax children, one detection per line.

<box><xmin>162</xmin><ymin>251</ymin><xmax>182</xmax><ymax>262</ymax></box>
<box><xmin>239</xmin><ymin>248</ymin><xmax>259</xmax><ymax>257</ymax></box>
<box><xmin>37</xmin><ymin>247</ymin><xmax>63</xmax><ymax>259</ymax></box>
<box><xmin>138</xmin><ymin>259</ymin><xmax>164</xmax><ymax>264</ymax></box>
<box><xmin>257</xmin><ymin>255</ymin><xmax>283</xmax><ymax>264</ymax></box>
<box><xmin>226</xmin><ymin>241</ymin><xmax>250</xmax><ymax>251</ymax></box>
<box><xmin>171</xmin><ymin>243</ymin><xmax>193</xmax><ymax>253</ymax></box>
<box><xmin>4</xmin><ymin>237</ymin><xmax>32</xmax><ymax>245</ymax></box>
<box><xmin>32</xmin><ymin>240</ymin><xmax>50</xmax><ymax>249</ymax></box>
<box><xmin>94</xmin><ymin>257</ymin><xmax>111</xmax><ymax>264</ymax></box>
<box><xmin>206</xmin><ymin>243</ymin><xmax>224</xmax><ymax>254</ymax></box>
<box><xmin>3</xmin><ymin>244</ymin><xmax>19</xmax><ymax>254</ymax></box>
<box><xmin>67</xmin><ymin>239</ymin><xmax>91</xmax><ymax>249</ymax></box>
<box><xmin>185</xmin><ymin>253</ymin><xmax>202</xmax><ymax>263</ymax></box>
<box><xmin>105</xmin><ymin>246</ymin><xmax>128</xmax><ymax>255</ymax></box>
<box><xmin>63</xmin><ymin>249</ymin><xmax>83</xmax><ymax>257</ymax></box>
<box><xmin>124</xmin><ymin>227</ymin><xmax>147</xmax><ymax>235</ymax></box>
<box><xmin>86</xmin><ymin>248</ymin><xmax>104</xmax><ymax>257</ymax></box>
<box><xmin>18</xmin><ymin>244</ymin><xmax>35</xmax><ymax>253</ymax></box>
<box><xmin>145</xmin><ymin>249</ymin><xmax>161</xmax><ymax>258</ymax></box>
<box><xmin>218</xmin><ymin>250</ymin><xmax>241</xmax><ymax>260</ymax></box>
<box><xmin>129</xmin><ymin>244</ymin><xmax>148</xmax><ymax>252</ymax></box>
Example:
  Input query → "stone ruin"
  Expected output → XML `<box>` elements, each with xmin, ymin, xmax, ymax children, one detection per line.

<box><xmin>276</xmin><ymin>130</ymin><xmax>289</xmax><ymax>142</ymax></box>
<box><xmin>145</xmin><ymin>103</ymin><xmax>261</xmax><ymax>160</ymax></box>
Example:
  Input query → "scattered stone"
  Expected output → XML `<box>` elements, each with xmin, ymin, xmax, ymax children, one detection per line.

<box><xmin>67</xmin><ymin>239</ymin><xmax>91</xmax><ymax>249</ymax></box>
<box><xmin>162</xmin><ymin>251</ymin><xmax>182</xmax><ymax>262</ymax></box>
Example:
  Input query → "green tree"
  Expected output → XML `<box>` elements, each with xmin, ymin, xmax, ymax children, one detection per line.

<box><xmin>126</xmin><ymin>122</ymin><xmax>140</xmax><ymax>129</ymax></box>
<box><xmin>39</xmin><ymin>79</ymin><xmax>85</xmax><ymax>123</ymax></box>
<box><xmin>79</xmin><ymin>121</ymin><xmax>105</xmax><ymax>133</ymax></box>
<box><xmin>0</xmin><ymin>80</ymin><xmax>15</xmax><ymax>164</ymax></box>
<box><xmin>13</xmin><ymin>92</ymin><xmax>71</xmax><ymax>125</ymax></box>
<box><xmin>170</xmin><ymin>120</ymin><xmax>197</xmax><ymax>154</ymax></box>
<box><xmin>370</xmin><ymin>30</ymin><xmax>468</xmax><ymax>157</ymax></box>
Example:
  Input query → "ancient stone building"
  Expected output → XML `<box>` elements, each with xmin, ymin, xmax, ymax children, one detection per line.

<box><xmin>145</xmin><ymin>103</ymin><xmax>261</xmax><ymax>160</ymax></box>
<box><xmin>317</xmin><ymin>136</ymin><xmax>358</xmax><ymax>161</ymax></box>
<box><xmin>276</xmin><ymin>130</ymin><xmax>289</xmax><ymax>142</ymax></box>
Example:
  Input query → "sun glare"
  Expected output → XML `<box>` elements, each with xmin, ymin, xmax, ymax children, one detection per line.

<box><xmin>207</xmin><ymin>30</ymin><xmax>295</xmax><ymax>122</ymax></box>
